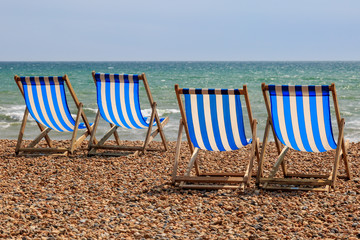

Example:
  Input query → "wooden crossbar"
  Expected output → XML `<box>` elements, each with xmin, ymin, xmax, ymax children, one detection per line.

<box><xmin>179</xmin><ymin>184</ymin><xmax>242</xmax><ymax>190</ymax></box>
<box><xmin>174</xmin><ymin>176</ymin><xmax>245</xmax><ymax>184</ymax></box>
<box><xmin>259</xmin><ymin>178</ymin><xmax>332</xmax><ymax>186</ymax></box>
<box><xmin>263</xmin><ymin>185</ymin><xmax>329</xmax><ymax>192</ymax></box>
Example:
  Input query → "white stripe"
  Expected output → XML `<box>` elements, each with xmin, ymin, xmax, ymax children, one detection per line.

<box><xmin>24</xmin><ymin>77</ymin><xmax>42</xmax><ymax>125</ymax></box>
<box><xmin>109</xmin><ymin>75</ymin><xmax>125</xmax><ymax>128</ymax></box>
<box><xmin>203</xmin><ymin>94</ymin><xmax>219</xmax><ymax>151</ymax></box>
<box><xmin>302</xmin><ymin>86</ymin><xmax>319</xmax><ymax>152</ymax></box>
<box><xmin>190</xmin><ymin>95</ymin><xmax>206</xmax><ymax>149</ymax></box>
<box><xmin>275</xmin><ymin>86</ymin><xmax>292</xmax><ymax>148</ymax></box>
<box><xmin>53</xmin><ymin>77</ymin><xmax>74</xmax><ymax>130</ymax></box>
<box><xmin>119</xmin><ymin>76</ymin><xmax>135</xmax><ymax>128</ymax></box>
<box><xmin>216</xmin><ymin>95</ymin><xmax>231</xmax><ymax>151</ymax></box>
<box><xmin>34</xmin><ymin>77</ymin><xmax>57</xmax><ymax>130</ymax></box>
<box><xmin>288</xmin><ymin>86</ymin><xmax>305</xmax><ymax>151</ymax></box>
<box><xmin>128</xmin><ymin>75</ymin><xmax>147</xmax><ymax>128</ymax></box>
<box><xmin>44</xmin><ymin>77</ymin><xmax>67</xmax><ymax>131</ymax></box>
<box><xmin>315</xmin><ymin>86</ymin><xmax>332</xmax><ymax>151</ymax></box>
<box><xmin>100</xmin><ymin>74</ymin><xmax>112</xmax><ymax>124</ymax></box>
<box><xmin>229</xmin><ymin>95</ymin><xmax>244</xmax><ymax>148</ymax></box>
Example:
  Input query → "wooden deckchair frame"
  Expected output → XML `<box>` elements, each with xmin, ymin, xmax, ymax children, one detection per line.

<box><xmin>14</xmin><ymin>74</ymin><xmax>94</xmax><ymax>156</ymax></box>
<box><xmin>88</xmin><ymin>71</ymin><xmax>168</xmax><ymax>156</ymax></box>
<box><xmin>256</xmin><ymin>83</ymin><xmax>352</xmax><ymax>192</ymax></box>
<box><xmin>172</xmin><ymin>84</ymin><xmax>260</xmax><ymax>191</ymax></box>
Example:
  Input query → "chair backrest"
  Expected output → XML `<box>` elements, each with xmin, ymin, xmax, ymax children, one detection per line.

<box><xmin>93</xmin><ymin>73</ymin><xmax>149</xmax><ymax>129</ymax></box>
<box><xmin>179</xmin><ymin>88</ymin><xmax>251</xmax><ymax>152</ymax></box>
<box><xmin>18</xmin><ymin>76</ymin><xmax>83</xmax><ymax>132</ymax></box>
<box><xmin>268</xmin><ymin>85</ymin><xmax>337</xmax><ymax>152</ymax></box>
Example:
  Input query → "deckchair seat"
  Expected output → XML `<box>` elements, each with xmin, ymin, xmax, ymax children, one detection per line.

<box><xmin>172</xmin><ymin>85</ymin><xmax>259</xmax><ymax>191</ymax></box>
<box><xmin>88</xmin><ymin>72</ymin><xmax>168</xmax><ymax>156</ymax></box>
<box><xmin>14</xmin><ymin>75</ymin><xmax>93</xmax><ymax>156</ymax></box>
<box><xmin>268</xmin><ymin>85</ymin><xmax>337</xmax><ymax>152</ymax></box>
<box><xmin>256</xmin><ymin>83</ymin><xmax>352</xmax><ymax>192</ymax></box>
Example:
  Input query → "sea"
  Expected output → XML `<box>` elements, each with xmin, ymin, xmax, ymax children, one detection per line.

<box><xmin>0</xmin><ymin>61</ymin><xmax>359</xmax><ymax>142</ymax></box>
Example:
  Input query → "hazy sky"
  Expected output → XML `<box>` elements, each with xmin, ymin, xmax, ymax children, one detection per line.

<box><xmin>1</xmin><ymin>0</ymin><xmax>360</xmax><ymax>61</ymax></box>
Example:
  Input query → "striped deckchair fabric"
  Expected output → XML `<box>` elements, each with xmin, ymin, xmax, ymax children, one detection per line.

<box><xmin>88</xmin><ymin>72</ymin><xmax>168</xmax><ymax>156</ymax></box>
<box><xmin>172</xmin><ymin>84</ymin><xmax>259</xmax><ymax>191</ymax></box>
<box><xmin>93</xmin><ymin>73</ymin><xmax>165</xmax><ymax>129</ymax></box>
<box><xmin>20</xmin><ymin>76</ymin><xmax>87</xmax><ymax>132</ymax></box>
<box><xmin>256</xmin><ymin>83</ymin><xmax>352</xmax><ymax>192</ymax></box>
<box><xmin>182</xmin><ymin>88</ymin><xmax>250</xmax><ymax>151</ymax></box>
<box><xmin>14</xmin><ymin>74</ymin><xmax>93</xmax><ymax>156</ymax></box>
<box><xmin>268</xmin><ymin>85</ymin><xmax>337</xmax><ymax>153</ymax></box>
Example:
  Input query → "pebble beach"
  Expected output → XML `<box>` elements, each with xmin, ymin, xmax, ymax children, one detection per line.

<box><xmin>0</xmin><ymin>139</ymin><xmax>359</xmax><ymax>239</ymax></box>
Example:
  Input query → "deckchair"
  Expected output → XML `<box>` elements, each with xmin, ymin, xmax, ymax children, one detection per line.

<box><xmin>88</xmin><ymin>72</ymin><xmax>168</xmax><ymax>156</ymax></box>
<box><xmin>172</xmin><ymin>85</ymin><xmax>260</xmax><ymax>191</ymax></box>
<box><xmin>256</xmin><ymin>83</ymin><xmax>352</xmax><ymax>192</ymax></box>
<box><xmin>14</xmin><ymin>75</ymin><xmax>94</xmax><ymax>156</ymax></box>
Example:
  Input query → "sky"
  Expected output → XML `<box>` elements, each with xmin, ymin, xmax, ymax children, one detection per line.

<box><xmin>1</xmin><ymin>0</ymin><xmax>360</xmax><ymax>61</ymax></box>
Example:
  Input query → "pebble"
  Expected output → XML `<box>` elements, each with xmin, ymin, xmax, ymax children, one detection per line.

<box><xmin>0</xmin><ymin>140</ymin><xmax>358</xmax><ymax>239</ymax></box>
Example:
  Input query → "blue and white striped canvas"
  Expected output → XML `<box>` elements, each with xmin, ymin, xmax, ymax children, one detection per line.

<box><xmin>182</xmin><ymin>88</ymin><xmax>251</xmax><ymax>152</ymax></box>
<box><xmin>269</xmin><ymin>85</ymin><xmax>337</xmax><ymax>153</ymax></box>
<box><xmin>94</xmin><ymin>73</ymin><xmax>164</xmax><ymax>129</ymax></box>
<box><xmin>20</xmin><ymin>76</ymin><xmax>87</xmax><ymax>132</ymax></box>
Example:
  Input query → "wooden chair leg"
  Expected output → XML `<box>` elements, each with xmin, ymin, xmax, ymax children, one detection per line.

<box><xmin>111</xmin><ymin>123</ymin><xmax>121</xmax><ymax>146</ymax></box>
<box><xmin>263</xmin><ymin>146</ymin><xmax>289</xmax><ymax>188</ymax></box>
<box><xmin>15</xmin><ymin>108</ymin><xmax>29</xmax><ymax>155</ymax></box>
<box><xmin>88</xmin><ymin>110</ymin><xmax>101</xmax><ymax>155</ymax></box>
<box><xmin>36</xmin><ymin>122</ymin><xmax>52</xmax><ymax>148</ymax></box>
<box><xmin>154</xmin><ymin>108</ymin><xmax>168</xmax><ymax>151</ymax></box>
<box><xmin>172</xmin><ymin>119</ymin><xmax>184</xmax><ymax>184</ymax></box>
<box><xmin>69</xmin><ymin>103</ymin><xmax>83</xmax><ymax>154</ymax></box>
<box><xmin>257</xmin><ymin>118</ymin><xmax>271</xmax><ymax>185</ymax></box>
<box><xmin>28</xmin><ymin>127</ymin><xmax>52</xmax><ymax>148</ymax></box>
<box><xmin>141</xmin><ymin>102</ymin><xmax>156</xmax><ymax>154</ymax></box>
<box><xmin>185</xmin><ymin>148</ymin><xmax>200</xmax><ymax>176</ymax></box>
<box><xmin>342</xmin><ymin>140</ymin><xmax>352</xmax><ymax>180</ymax></box>
<box><xmin>330</xmin><ymin>119</ymin><xmax>345</xmax><ymax>188</ymax></box>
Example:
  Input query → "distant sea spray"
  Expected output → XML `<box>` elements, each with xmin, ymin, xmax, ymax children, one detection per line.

<box><xmin>0</xmin><ymin>61</ymin><xmax>359</xmax><ymax>142</ymax></box>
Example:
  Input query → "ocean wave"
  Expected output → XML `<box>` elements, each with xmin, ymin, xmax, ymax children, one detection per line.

<box><xmin>0</xmin><ymin>122</ymin><xmax>11</xmax><ymax>129</ymax></box>
<box><xmin>141</xmin><ymin>108</ymin><xmax>180</xmax><ymax>117</ymax></box>
<box><xmin>0</xmin><ymin>105</ymin><xmax>26</xmax><ymax>121</ymax></box>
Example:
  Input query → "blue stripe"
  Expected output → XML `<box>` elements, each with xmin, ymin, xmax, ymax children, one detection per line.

<box><xmin>113</xmin><ymin>75</ymin><xmax>131</xmax><ymax>128</ymax></box>
<box><xmin>104</xmin><ymin>74</ymin><xmax>119</xmax><ymax>126</ymax></box>
<box><xmin>196</xmin><ymin>94</ymin><xmax>212</xmax><ymax>151</ymax></box>
<box><xmin>222</xmin><ymin>95</ymin><xmax>238</xmax><ymax>150</ymax></box>
<box><xmin>39</xmin><ymin>77</ymin><xmax>62</xmax><ymax>132</ymax></box>
<box><xmin>295</xmin><ymin>86</ymin><xmax>312</xmax><ymax>151</ymax></box>
<box><xmin>322</xmin><ymin>86</ymin><xmax>337</xmax><ymax>149</ymax></box>
<box><xmin>58</xmin><ymin>79</ymin><xmax>77</xmax><ymax>128</ymax></box>
<box><xmin>282</xmin><ymin>86</ymin><xmax>299</xmax><ymax>151</ymax></box>
<box><xmin>21</xmin><ymin>78</ymin><xmax>41</xmax><ymax>125</ymax></box>
<box><xmin>96</xmin><ymin>80</ymin><xmax>111</xmax><ymax>123</ymax></box>
<box><xmin>234</xmin><ymin>94</ymin><xmax>249</xmax><ymax>146</ymax></box>
<box><xmin>130</xmin><ymin>75</ymin><xmax>148</xmax><ymax>128</ymax></box>
<box><xmin>95</xmin><ymin>73</ymin><xmax>151</xmax><ymax>129</ymax></box>
<box><xmin>30</xmin><ymin>77</ymin><xmax>51</xmax><ymax>128</ymax></box>
<box><xmin>49</xmin><ymin>77</ymin><xmax>73</xmax><ymax>132</ymax></box>
<box><xmin>184</xmin><ymin>94</ymin><xmax>199</xmax><ymax>148</ymax></box>
<box><xmin>269</xmin><ymin>85</ymin><xmax>285</xmax><ymax>146</ymax></box>
<box><xmin>308</xmin><ymin>86</ymin><xmax>326</xmax><ymax>152</ymax></box>
<box><xmin>123</xmin><ymin>75</ymin><xmax>140</xmax><ymax>128</ymax></box>
<box><xmin>209</xmin><ymin>94</ymin><xmax>225</xmax><ymax>151</ymax></box>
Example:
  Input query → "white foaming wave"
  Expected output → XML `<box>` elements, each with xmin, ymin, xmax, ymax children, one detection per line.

<box><xmin>0</xmin><ymin>122</ymin><xmax>11</xmax><ymax>129</ymax></box>
<box><xmin>0</xmin><ymin>105</ymin><xmax>26</xmax><ymax>121</ymax></box>
<box><xmin>141</xmin><ymin>108</ymin><xmax>180</xmax><ymax>117</ymax></box>
<box><xmin>83</xmin><ymin>107</ymin><xmax>98</xmax><ymax>114</ymax></box>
